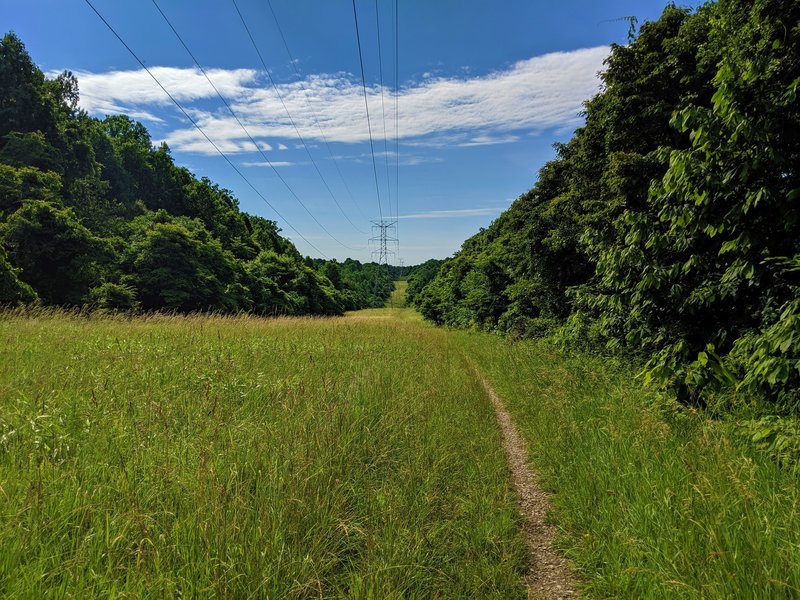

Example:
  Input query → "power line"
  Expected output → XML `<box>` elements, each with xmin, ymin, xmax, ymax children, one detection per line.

<box><xmin>352</xmin><ymin>0</ymin><xmax>385</xmax><ymax>221</ymax></box>
<box><xmin>393</xmin><ymin>0</ymin><xmax>400</xmax><ymax>261</ymax></box>
<box><xmin>265</xmin><ymin>0</ymin><xmax>370</xmax><ymax>223</ymax></box>
<box><xmin>83</xmin><ymin>0</ymin><xmax>328</xmax><ymax>258</ymax></box>
<box><xmin>150</xmin><ymin>0</ymin><xmax>358</xmax><ymax>253</ymax></box>
<box><xmin>374</xmin><ymin>0</ymin><xmax>392</xmax><ymax>215</ymax></box>
<box><xmin>231</xmin><ymin>0</ymin><xmax>368</xmax><ymax>238</ymax></box>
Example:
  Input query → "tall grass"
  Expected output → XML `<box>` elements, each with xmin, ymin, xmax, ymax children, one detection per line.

<box><xmin>387</xmin><ymin>281</ymin><xmax>407</xmax><ymax>308</ymax></box>
<box><xmin>459</xmin><ymin>333</ymin><xmax>800</xmax><ymax>598</ymax></box>
<box><xmin>0</xmin><ymin>311</ymin><xmax>526</xmax><ymax>597</ymax></box>
<box><xmin>5</xmin><ymin>298</ymin><xmax>796</xmax><ymax>597</ymax></box>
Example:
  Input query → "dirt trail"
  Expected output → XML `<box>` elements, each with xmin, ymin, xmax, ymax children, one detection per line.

<box><xmin>471</xmin><ymin>362</ymin><xmax>579</xmax><ymax>599</ymax></box>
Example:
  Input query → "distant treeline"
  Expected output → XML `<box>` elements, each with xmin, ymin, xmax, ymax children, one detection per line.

<box><xmin>412</xmin><ymin>0</ymin><xmax>800</xmax><ymax>410</ymax></box>
<box><xmin>0</xmin><ymin>32</ymin><xmax>397</xmax><ymax>315</ymax></box>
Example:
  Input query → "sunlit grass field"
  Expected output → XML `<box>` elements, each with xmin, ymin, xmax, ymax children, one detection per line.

<box><xmin>386</xmin><ymin>280</ymin><xmax>407</xmax><ymax>308</ymax></box>
<box><xmin>3</xmin><ymin>286</ymin><xmax>799</xmax><ymax>598</ymax></box>
<box><xmin>0</xmin><ymin>309</ymin><xmax>526</xmax><ymax>597</ymax></box>
<box><xmin>460</xmin><ymin>333</ymin><xmax>800</xmax><ymax>598</ymax></box>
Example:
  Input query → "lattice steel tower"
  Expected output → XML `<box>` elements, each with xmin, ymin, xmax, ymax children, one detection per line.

<box><xmin>369</xmin><ymin>219</ymin><xmax>398</xmax><ymax>265</ymax></box>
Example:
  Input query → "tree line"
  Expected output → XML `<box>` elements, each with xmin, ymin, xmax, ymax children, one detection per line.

<box><xmin>0</xmin><ymin>32</ymin><xmax>394</xmax><ymax>315</ymax></box>
<box><xmin>413</xmin><ymin>0</ymin><xmax>799</xmax><ymax>411</ymax></box>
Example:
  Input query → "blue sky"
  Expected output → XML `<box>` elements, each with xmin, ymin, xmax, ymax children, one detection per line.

<box><xmin>6</xmin><ymin>0</ymin><xmax>702</xmax><ymax>263</ymax></box>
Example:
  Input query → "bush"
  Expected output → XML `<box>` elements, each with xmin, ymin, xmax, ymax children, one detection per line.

<box><xmin>0</xmin><ymin>245</ymin><xmax>37</xmax><ymax>305</ymax></box>
<box><xmin>88</xmin><ymin>282</ymin><xmax>139</xmax><ymax>312</ymax></box>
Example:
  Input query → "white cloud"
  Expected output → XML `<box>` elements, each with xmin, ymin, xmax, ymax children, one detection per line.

<box><xmin>61</xmin><ymin>66</ymin><xmax>258</xmax><ymax>116</ymax></box>
<box><xmin>399</xmin><ymin>207</ymin><xmax>504</xmax><ymax>219</ymax></box>
<box><xmin>396</xmin><ymin>155</ymin><xmax>443</xmax><ymax>166</ymax></box>
<box><xmin>277</xmin><ymin>143</ymin><xmax>288</xmax><ymax>150</ymax></box>
<box><xmin>65</xmin><ymin>46</ymin><xmax>608</xmax><ymax>154</ymax></box>
<box><xmin>87</xmin><ymin>101</ymin><xmax>165</xmax><ymax>123</ymax></box>
<box><xmin>457</xmin><ymin>134</ymin><xmax>520</xmax><ymax>147</ymax></box>
<box><xmin>327</xmin><ymin>149</ymin><xmax>443</xmax><ymax>166</ymax></box>
<box><xmin>242</xmin><ymin>161</ymin><xmax>297</xmax><ymax>167</ymax></box>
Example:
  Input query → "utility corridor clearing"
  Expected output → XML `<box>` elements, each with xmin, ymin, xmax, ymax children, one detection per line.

<box><xmin>1</xmin><ymin>296</ymin><xmax>539</xmax><ymax>597</ymax></box>
<box><xmin>2</xmin><ymin>283</ymin><xmax>799</xmax><ymax>598</ymax></box>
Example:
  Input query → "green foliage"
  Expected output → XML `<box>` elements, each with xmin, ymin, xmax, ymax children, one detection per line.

<box><xmin>2</xmin><ymin>200</ymin><xmax>106</xmax><ymax>305</ymax></box>
<box><xmin>733</xmin><ymin>416</ymin><xmax>800</xmax><ymax>469</ymax></box>
<box><xmin>314</xmin><ymin>258</ymin><xmax>394</xmax><ymax>310</ymax></box>
<box><xmin>734</xmin><ymin>294</ymin><xmax>800</xmax><ymax>411</ymax></box>
<box><xmin>242</xmin><ymin>251</ymin><xmax>292</xmax><ymax>315</ymax></box>
<box><xmin>124</xmin><ymin>218</ymin><xmax>240</xmax><ymax>313</ymax></box>
<box><xmin>0</xmin><ymin>163</ymin><xmax>61</xmax><ymax>216</ymax></box>
<box><xmin>88</xmin><ymin>281</ymin><xmax>139</xmax><ymax>312</ymax></box>
<box><xmin>0</xmin><ymin>245</ymin><xmax>36</xmax><ymax>304</ymax></box>
<box><xmin>0</xmin><ymin>31</ymin><xmax>354</xmax><ymax>317</ymax></box>
<box><xmin>0</xmin><ymin>131</ymin><xmax>60</xmax><ymax>171</ymax></box>
<box><xmin>404</xmin><ymin>258</ymin><xmax>442</xmax><ymax>305</ymax></box>
<box><xmin>592</xmin><ymin>0</ymin><xmax>800</xmax><ymax>402</ymax></box>
<box><xmin>0</xmin><ymin>34</ymin><xmax>58</xmax><ymax>139</ymax></box>
<box><xmin>416</xmin><ymin>0</ymin><xmax>800</xmax><ymax>410</ymax></box>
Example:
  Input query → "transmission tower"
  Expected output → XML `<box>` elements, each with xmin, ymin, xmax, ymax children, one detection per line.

<box><xmin>369</xmin><ymin>219</ymin><xmax>398</xmax><ymax>265</ymax></box>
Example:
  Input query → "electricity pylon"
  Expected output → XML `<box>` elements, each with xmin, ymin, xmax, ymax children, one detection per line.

<box><xmin>369</xmin><ymin>219</ymin><xmax>398</xmax><ymax>266</ymax></box>
<box><xmin>369</xmin><ymin>219</ymin><xmax>398</xmax><ymax>300</ymax></box>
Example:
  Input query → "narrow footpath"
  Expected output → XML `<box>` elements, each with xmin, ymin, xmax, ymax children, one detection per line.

<box><xmin>471</xmin><ymin>362</ymin><xmax>579</xmax><ymax>599</ymax></box>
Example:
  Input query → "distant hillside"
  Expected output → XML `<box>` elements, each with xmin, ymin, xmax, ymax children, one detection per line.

<box><xmin>0</xmin><ymin>32</ymin><xmax>392</xmax><ymax>315</ymax></box>
<box><xmin>413</xmin><ymin>0</ymin><xmax>800</xmax><ymax>409</ymax></box>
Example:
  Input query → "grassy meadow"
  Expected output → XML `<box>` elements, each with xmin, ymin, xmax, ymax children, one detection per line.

<box><xmin>2</xmin><ymin>285</ymin><xmax>799</xmax><ymax>598</ymax></box>
<box><xmin>386</xmin><ymin>280</ymin><xmax>407</xmax><ymax>308</ymax></box>
<box><xmin>0</xmin><ymin>307</ymin><xmax>526</xmax><ymax>598</ymax></box>
<box><xmin>460</xmin><ymin>333</ymin><xmax>800</xmax><ymax>598</ymax></box>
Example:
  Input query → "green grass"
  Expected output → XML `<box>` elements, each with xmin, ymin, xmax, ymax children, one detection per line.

<box><xmin>3</xmin><ymin>300</ymin><xmax>799</xmax><ymax>598</ymax></box>
<box><xmin>459</xmin><ymin>332</ymin><xmax>800</xmax><ymax>598</ymax></box>
<box><xmin>0</xmin><ymin>310</ymin><xmax>526</xmax><ymax>598</ymax></box>
<box><xmin>386</xmin><ymin>280</ymin><xmax>407</xmax><ymax>308</ymax></box>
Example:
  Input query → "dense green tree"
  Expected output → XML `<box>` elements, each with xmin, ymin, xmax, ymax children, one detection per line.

<box><xmin>338</xmin><ymin>259</ymin><xmax>393</xmax><ymax>307</ymax></box>
<box><xmin>405</xmin><ymin>259</ymin><xmax>443</xmax><ymax>305</ymax></box>
<box><xmin>183</xmin><ymin>177</ymin><xmax>256</xmax><ymax>259</ymax></box>
<box><xmin>251</xmin><ymin>252</ymin><xmax>342</xmax><ymax>315</ymax></box>
<box><xmin>321</xmin><ymin>260</ymin><xmax>343</xmax><ymax>290</ymax></box>
<box><xmin>416</xmin><ymin>0</ymin><xmax>800</xmax><ymax>408</ymax></box>
<box><xmin>0</xmin><ymin>131</ymin><xmax>60</xmax><ymax>171</ymax></box>
<box><xmin>124</xmin><ymin>219</ymin><xmax>241</xmax><ymax>313</ymax></box>
<box><xmin>592</xmin><ymin>0</ymin><xmax>800</xmax><ymax>403</ymax></box>
<box><xmin>0</xmin><ymin>33</ymin><xmax>57</xmax><ymax>139</ymax></box>
<box><xmin>0</xmin><ymin>31</ymin><xmax>358</xmax><ymax>318</ymax></box>
<box><xmin>0</xmin><ymin>244</ymin><xmax>36</xmax><ymax>304</ymax></box>
<box><xmin>88</xmin><ymin>281</ymin><xmax>139</xmax><ymax>312</ymax></box>
<box><xmin>0</xmin><ymin>164</ymin><xmax>61</xmax><ymax>216</ymax></box>
<box><xmin>1</xmin><ymin>200</ymin><xmax>106</xmax><ymax>304</ymax></box>
<box><xmin>243</xmin><ymin>252</ymin><xmax>292</xmax><ymax>315</ymax></box>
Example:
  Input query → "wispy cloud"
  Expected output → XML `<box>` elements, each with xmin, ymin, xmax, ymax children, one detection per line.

<box><xmin>242</xmin><ymin>161</ymin><xmax>298</xmax><ymax>167</ymax></box>
<box><xmin>327</xmin><ymin>149</ymin><xmax>443</xmax><ymax>166</ymax></box>
<box><xmin>63</xmin><ymin>46</ymin><xmax>608</xmax><ymax>154</ymax></box>
<box><xmin>64</xmin><ymin>66</ymin><xmax>258</xmax><ymax>111</ymax></box>
<box><xmin>457</xmin><ymin>134</ymin><xmax>520</xmax><ymax>147</ymax></box>
<box><xmin>396</xmin><ymin>155</ymin><xmax>443</xmax><ymax>166</ymax></box>
<box><xmin>399</xmin><ymin>207</ymin><xmax>504</xmax><ymax>219</ymax></box>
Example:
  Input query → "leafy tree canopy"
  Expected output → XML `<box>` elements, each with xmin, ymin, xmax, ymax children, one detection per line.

<box><xmin>414</xmin><ymin>0</ymin><xmax>800</xmax><ymax>410</ymax></box>
<box><xmin>0</xmin><ymin>31</ymin><xmax>389</xmax><ymax>317</ymax></box>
